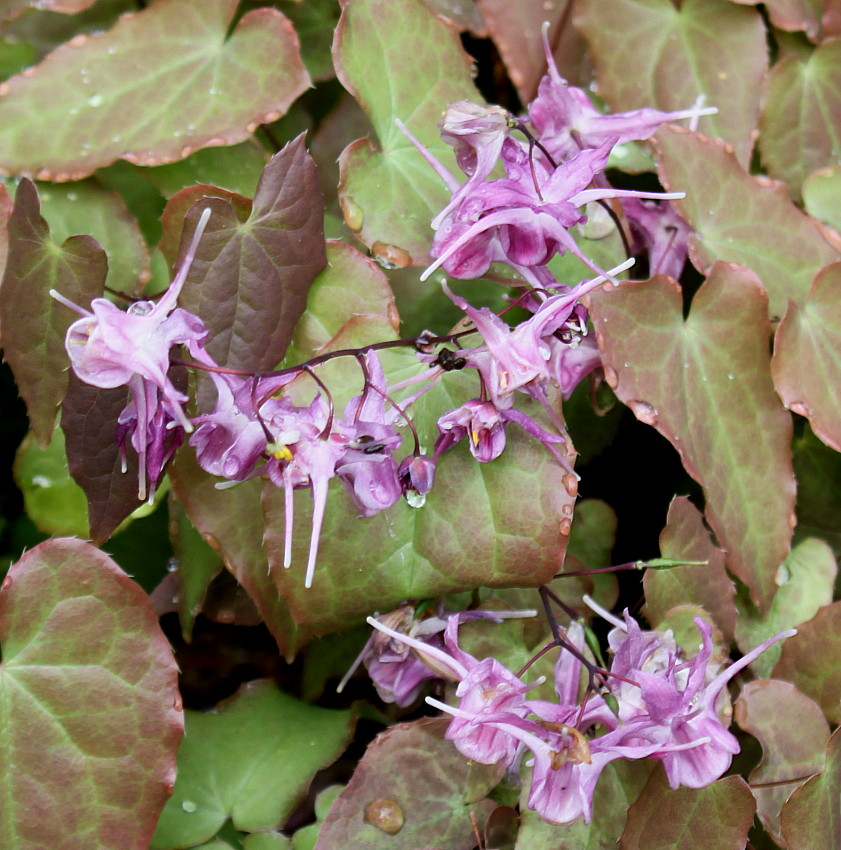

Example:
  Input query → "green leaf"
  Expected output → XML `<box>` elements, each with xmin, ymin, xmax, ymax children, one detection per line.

<box><xmin>773</xmin><ymin>600</ymin><xmax>841</xmax><ymax>724</ymax></box>
<box><xmin>168</xmin><ymin>498</ymin><xmax>224</xmax><ymax>641</ymax></box>
<box><xmin>589</xmin><ymin>264</ymin><xmax>795</xmax><ymax>610</ymax></box>
<box><xmin>334</xmin><ymin>0</ymin><xmax>481</xmax><ymax>265</ymax></box>
<box><xmin>575</xmin><ymin>0</ymin><xmax>767</xmax><ymax>166</ymax></box>
<box><xmin>314</xmin><ymin>718</ymin><xmax>501</xmax><ymax>850</ymax></box>
<box><xmin>735</xmin><ymin>679</ymin><xmax>829</xmax><ymax>844</ymax></box>
<box><xmin>276</xmin><ymin>0</ymin><xmax>341</xmax><ymax>82</ymax></box>
<box><xmin>802</xmin><ymin>165</ymin><xmax>841</xmax><ymax>232</ymax></box>
<box><xmin>654</xmin><ymin>126</ymin><xmax>841</xmax><ymax>318</ymax></box>
<box><xmin>792</xmin><ymin>422</ymin><xmax>841</xmax><ymax>554</ymax></box>
<box><xmin>12</xmin><ymin>426</ymin><xmax>88</xmax><ymax>538</ymax></box>
<box><xmin>282</xmin><ymin>239</ymin><xmax>399</xmax><ymax>368</ymax></box>
<box><xmin>729</xmin><ymin>0</ymin><xmax>824</xmax><ymax>41</ymax></box>
<box><xmin>515</xmin><ymin>760</ymin><xmax>654</xmax><ymax>850</ymax></box>
<box><xmin>0</xmin><ymin>178</ymin><xmax>106</xmax><ymax>446</ymax></box>
<box><xmin>266</xmin><ymin>362</ymin><xmax>577</xmax><ymax>635</ymax></box>
<box><xmin>735</xmin><ymin>537</ymin><xmax>836</xmax><ymax>677</ymax></box>
<box><xmin>244</xmin><ymin>834</ymin><xmax>292</xmax><ymax>850</ymax></box>
<box><xmin>0</xmin><ymin>0</ymin><xmax>96</xmax><ymax>21</ymax></box>
<box><xmin>620</xmin><ymin>770</ymin><xmax>756</xmax><ymax>850</ymax></box>
<box><xmin>645</xmin><ymin>497</ymin><xmax>736</xmax><ymax>643</ymax></box>
<box><xmin>773</xmin><ymin>263</ymin><xmax>841</xmax><ymax>452</ymax></box>
<box><xmin>0</xmin><ymin>538</ymin><xmax>183</xmax><ymax>850</ymax></box>
<box><xmin>152</xmin><ymin>680</ymin><xmax>355</xmax><ymax>849</ymax></box>
<box><xmin>24</xmin><ymin>177</ymin><xmax>150</xmax><ymax>296</ymax></box>
<box><xmin>0</xmin><ymin>0</ymin><xmax>309</xmax><ymax>179</ymax></box>
<box><xmin>780</xmin><ymin>726</ymin><xmax>841</xmax><ymax>850</ymax></box>
<box><xmin>759</xmin><ymin>40</ymin><xmax>841</xmax><ymax>201</ymax></box>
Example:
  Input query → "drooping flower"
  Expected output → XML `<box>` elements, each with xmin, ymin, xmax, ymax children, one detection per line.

<box><xmin>623</xmin><ymin>197</ymin><xmax>691</xmax><ymax>280</ymax></box>
<box><xmin>604</xmin><ymin>608</ymin><xmax>796</xmax><ymax>789</ymax></box>
<box><xmin>52</xmin><ymin>207</ymin><xmax>212</xmax><ymax>500</ymax></box>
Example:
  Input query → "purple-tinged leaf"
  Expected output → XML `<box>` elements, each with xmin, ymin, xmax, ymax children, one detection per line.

<box><xmin>780</xmin><ymin>726</ymin><xmax>841</xmax><ymax>850</ymax></box>
<box><xmin>620</xmin><ymin>770</ymin><xmax>755</xmax><ymax>850</ymax></box>
<box><xmin>0</xmin><ymin>182</ymin><xmax>12</xmax><ymax>292</ymax></box>
<box><xmin>0</xmin><ymin>178</ymin><xmax>106</xmax><ymax>446</ymax></box>
<box><xmin>334</xmin><ymin>0</ymin><xmax>481</xmax><ymax>266</ymax></box>
<box><xmin>477</xmin><ymin>0</ymin><xmax>592</xmax><ymax>101</ymax></box>
<box><xmin>729</xmin><ymin>0</ymin><xmax>823</xmax><ymax>40</ymax></box>
<box><xmin>314</xmin><ymin>718</ymin><xmax>501</xmax><ymax>850</ymax></box>
<box><xmin>736</xmin><ymin>537</ymin><xmax>836</xmax><ymax>678</ymax></box>
<box><xmin>0</xmin><ymin>538</ymin><xmax>183</xmax><ymax>850</ymax></box>
<box><xmin>645</xmin><ymin>497</ymin><xmax>736</xmax><ymax>644</ymax></box>
<box><xmin>803</xmin><ymin>165</ymin><xmax>841</xmax><ymax>232</ymax></box>
<box><xmin>168</xmin><ymin>450</ymin><xmax>311</xmax><ymax>660</ymax></box>
<box><xmin>758</xmin><ymin>40</ymin><xmax>841</xmax><ymax>201</ymax></box>
<box><xmin>735</xmin><ymin>679</ymin><xmax>829</xmax><ymax>844</ymax></box>
<box><xmin>421</xmin><ymin>0</ymin><xmax>488</xmax><ymax>33</ymax></box>
<box><xmin>589</xmin><ymin>264</ymin><xmax>796</xmax><ymax>611</ymax></box>
<box><xmin>60</xmin><ymin>374</ymin><xmax>141</xmax><ymax>543</ymax></box>
<box><xmin>0</xmin><ymin>0</ymin><xmax>309</xmax><ymax>180</ymax></box>
<box><xmin>170</xmin><ymin>136</ymin><xmax>326</xmax><ymax>372</ymax></box>
<box><xmin>574</xmin><ymin>0</ymin><xmax>766</xmax><ymax>166</ymax></box>
<box><xmin>773</xmin><ymin>263</ymin><xmax>841</xmax><ymax>452</ymax></box>
<box><xmin>773</xmin><ymin>600</ymin><xmax>841</xmax><ymax>724</ymax></box>
<box><xmin>152</xmin><ymin>680</ymin><xmax>354</xmax><ymax>849</ymax></box>
<box><xmin>654</xmin><ymin>126</ymin><xmax>841</xmax><ymax>318</ymax></box>
<box><xmin>0</xmin><ymin>0</ymin><xmax>95</xmax><ymax>22</ymax></box>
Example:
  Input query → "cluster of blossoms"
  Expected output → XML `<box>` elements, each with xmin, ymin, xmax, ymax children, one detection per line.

<box><xmin>51</xmin><ymin>31</ymin><xmax>713</xmax><ymax>586</ymax></box>
<box><xmin>364</xmin><ymin>603</ymin><xmax>794</xmax><ymax>824</ymax></box>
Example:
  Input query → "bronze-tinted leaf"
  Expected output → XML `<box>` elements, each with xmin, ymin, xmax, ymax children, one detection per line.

<box><xmin>589</xmin><ymin>265</ymin><xmax>795</xmax><ymax>610</ymax></box>
<box><xmin>0</xmin><ymin>178</ymin><xmax>106</xmax><ymax>445</ymax></box>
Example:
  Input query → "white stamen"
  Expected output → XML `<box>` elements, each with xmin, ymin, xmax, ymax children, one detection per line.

<box><xmin>582</xmin><ymin>594</ymin><xmax>626</xmax><ymax>630</ymax></box>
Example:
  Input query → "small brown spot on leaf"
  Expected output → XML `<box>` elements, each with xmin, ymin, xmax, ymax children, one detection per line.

<box><xmin>364</xmin><ymin>798</ymin><xmax>404</xmax><ymax>834</ymax></box>
<box><xmin>372</xmin><ymin>241</ymin><xmax>411</xmax><ymax>269</ymax></box>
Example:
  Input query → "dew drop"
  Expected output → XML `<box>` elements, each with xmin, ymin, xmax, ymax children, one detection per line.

<box><xmin>66</xmin><ymin>192</ymin><xmax>78</xmax><ymax>202</ymax></box>
<box><xmin>629</xmin><ymin>400</ymin><xmax>658</xmax><ymax>426</ymax></box>
<box><xmin>208</xmin><ymin>87</ymin><xmax>219</xmax><ymax>95</ymax></box>
<box><xmin>171</xmin><ymin>594</ymin><xmax>180</xmax><ymax>604</ymax></box>
<box><xmin>107</xmin><ymin>46</ymin><xmax>117</xmax><ymax>55</ymax></box>
<box><xmin>181</xmin><ymin>800</ymin><xmax>197</xmax><ymax>813</ymax></box>
<box><xmin>776</xmin><ymin>563</ymin><xmax>791</xmax><ymax>587</ymax></box>
<box><xmin>364</xmin><ymin>799</ymin><xmax>404</xmax><ymax>834</ymax></box>
<box><xmin>111</xmin><ymin>133</ymin><xmax>122</xmax><ymax>143</ymax></box>
<box><xmin>166</xmin><ymin>558</ymin><xmax>178</xmax><ymax>573</ymax></box>
<box><xmin>623</xmin><ymin>361</ymin><xmax>630</xmax><ymax>368</ymax></box>
<box><xmin>87</xmin><ymin>93</ymin><xmax>104</xmax><ymax>107</ymax></box>
<box><xmin>727</xmin><ymin>372</ymin><xmax>735</xmax><ymax>380</ymax></box>
<box><xmin>32</xmin><ymin>474</ymin><xmax>52</xmax><ymax>487</ymax></box>
<box><xmin>172</xmin><ymin>129</ymin><xmax>183</xmax><ymax>137</ymax></box>
<box><xmin>68</xmin><ymin>106</ymin><xmax>79</xmax><ymax>116</ymax></box>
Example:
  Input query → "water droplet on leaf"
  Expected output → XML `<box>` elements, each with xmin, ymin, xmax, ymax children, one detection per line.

<box><xmin>87</xmin><ymin>93</ymin><xmax>104</xmax><ymax>108</ymax></box>
<box><xmin>181</xmin><ymin>800</ymin><xmax>197</xmax><ymax>813</ymax></box>
<box><xmin>364</xmin><ymin>799</ymin><xmax>404</xmax><ymax>834</ymax></box>
<box><xmin>775</xmin><ymin>563</ymin><xmax>791</xmax><ymax>586</ymax></box>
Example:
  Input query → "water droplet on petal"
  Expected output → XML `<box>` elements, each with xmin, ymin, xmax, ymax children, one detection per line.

<box><xmin>364</xmin><ymin>799</ymin><xmax>404</xmax><ymax>834</ymax></box>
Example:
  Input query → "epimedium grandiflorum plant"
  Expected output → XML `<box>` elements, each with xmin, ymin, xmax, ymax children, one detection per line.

<box><xmin>1</xmin><ymin>0</ymin><xmax>841</xmax><ymax>848</ymax></box>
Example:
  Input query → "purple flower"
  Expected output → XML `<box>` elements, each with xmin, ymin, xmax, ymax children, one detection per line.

<box><xmin>397</xmin><ymin>453</ymin><xmax>436</xmax><ymax>505</ymax></box>
<box><xmin>52</xmin><ymin>208</ymin><xmax>212</xmax><ymax>500</ymax></box>
<box><xmin>435</xmin><ymin>398</ymin><xmax>509</xmax><ymax>462</ymax></box>
<box><xmin>605</xmin><ymin>610</ymin><xmax>796</xmax><ymax>789</ymax></box>
<box><xmin>623</xmin><ymin>197</ymin><xmax>691</xmax><ymax>280</ymax></box>
<box><xmin>528</xmin><ymin>26</ymin><xmax>717</xmax><ymax>163</ymax></box>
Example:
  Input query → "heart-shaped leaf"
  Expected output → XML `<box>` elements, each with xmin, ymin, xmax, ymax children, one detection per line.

<box><xmin>735</xmin><ymin>537</ymin><xmax>837</xmax><ymax>677</ymax></box>
<box><xmin>759</xmin><ymin>39</ymin><xmax>841</xmax><ymax>200</ymax></box>
<box><xmin>0</xmin><ymin>178</ymin><xmax>106</xmax><ymax>446</ymax></box>
<box><xmin>654</xmin><ymin>126</ymin><xmax>840</xmax><ymax>318</ymax></box>
<box><xmin>0</xmin><ymin>538</ymin><xmax>183</xmax><ymax>850</ymax></box>
<box><xmin>574</xmin><ymin>0</ymin><xmax>766</xmax><ymax>166</ymax></box>
<box><xmin>589</xmin><ymin>264</ymin><xmax>795</xmax><ymax>610</ymax></box>
<box><xmin>152</xmin><ymin>680</ymin><xmax>354</xmax><ymax>849</ymax></box>
<box><xmin>167</xmin><ymin>135</ymin><xmax>327</xmax><ymax>373</ymax></box>
<box><xmin>333</xmin><ymin>0</ymin><xmax>481</xmax><ymax>265</ymax></box>
<box><xmin>314</xmin><ymin>718</ymin><xmax>501</xmax><ymax>850</ymax></box>
<box><xmin>735</xmin><ymin>679</ymin><xmax>829</xmax><ymax>844</ymax></box>
<box><xmin>780</xmin><ymin>726</ymin><xmax>841</xmax><ymax>850</ymax></box>
<box><xmin>620</xmin><ymin>770</ymin><xmax>755</xmax><ymax>850</ymax></box>
<box><xmin>803</xmin><ymin>165</ymin><xmax>841</xmax><ymax>232</ymax></box>
<box><xmin>773</xmin><ymin>600</ymin><xmax>841</xmax><ymax>724</ymax></box>
<box><xmin>644</xmin><ymin>496</ymin><xmax>736</xmax><ymax>644</ymax></box>
<box><xmin>773</xmin><ymin>263</ymin><xmax>841</xmax><ymax>452</ymax></box>
<box><xmin>0</xmin><ymin>0</ymin><xmax>309</xmax><ymax>180</ymax></box>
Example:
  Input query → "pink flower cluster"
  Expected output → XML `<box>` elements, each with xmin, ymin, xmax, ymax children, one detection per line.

<box><xmin>367</xmin><ymin>608</ymin><xmax>793</xmax><ymax>825</ymax></box>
